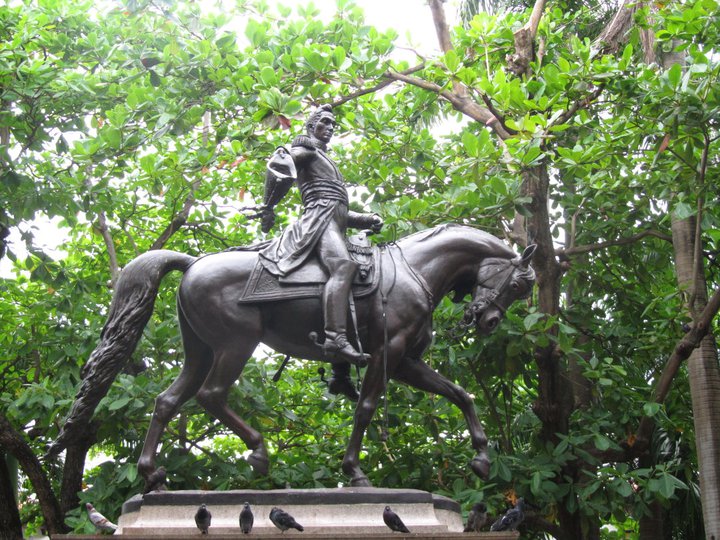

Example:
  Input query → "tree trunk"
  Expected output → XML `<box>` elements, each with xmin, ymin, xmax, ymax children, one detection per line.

<box><xmin>671</xmin><ymin>214</ymin><xmax>720</xmax><ymax>539</ymax></box>
<box><xmin>521</xmin><ymin>164</ymin><xmax>588</xmax><ymax>536</ymax></box>
<box><xmin>0</xmin><ymin>414</ymin><xmax>69</xmax><ymax>535</ymax></box>
<box><xmin>639</xmin><ymin>500</ymin><xmax>665</xmax><ymax>539</ymax></box>
<box><xmin>0</xmin><ymin>452</ymin><xmax>22</xmax><ymax>540</ymax></box>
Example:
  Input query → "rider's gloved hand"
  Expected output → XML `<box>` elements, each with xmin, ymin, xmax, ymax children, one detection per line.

<box><xmin>260</xmin><ymin>207</ymin><xmax>276</xmax><ymax>233</ymax></box>
<box><xmin>369</xmin><ymin>214</ymin><xmax>383</xmax><ymax>234</ymax></box>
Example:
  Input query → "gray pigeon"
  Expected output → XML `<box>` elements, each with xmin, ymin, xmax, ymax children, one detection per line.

<box><xmin>239</xmin><ymin>502</ymin><xmax>254</xmax><ymax>534</ymax></box>
<box><xmin>85</xmin><ymin>503</ymin><xmax>117</xmax><ymax>534</ymax></box>
<box><xmin>383</xmin><ymin>506</ymin><xmax>410</xmax><ymax>533</ymax></box>
<box><xmin>464</xmin><ymin>502</ymin><xmax>488</xmax><ymax>532</ymax></box>
<box><xmin>269</xmin><ymin>507</ymin><xmax>304</xmax><ymax>532</ymax></box>
<box><xmin>490</xmin><ymin>498</ymin><xmax>525</xmax><ymax>531</ymax></box>
<box><xmin>194</xmin><ymin>504</ymin><xmax>211</xmax><ymax>534</ymax></box>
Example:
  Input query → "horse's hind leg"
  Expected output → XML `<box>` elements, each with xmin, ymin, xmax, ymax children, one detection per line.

<box><xmin>394</xmin><ymin>357</ymin><xmax>490</xmax><ymax>480</ymax></box>
<box><xmin>138</xmin><ymin>312</ymin><xmax>212</xmax><ymax>491</ymax></box>
<box><xmin>195</xmin><ymin>342</ymin><xmax>268</xmax><ymax>476</ymax></box>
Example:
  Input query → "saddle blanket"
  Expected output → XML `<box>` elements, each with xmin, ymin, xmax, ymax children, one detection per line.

<box><xmin>236</xmin><ymin>235</ymin><xmax>380</xmax><ymax>303</ymax></box>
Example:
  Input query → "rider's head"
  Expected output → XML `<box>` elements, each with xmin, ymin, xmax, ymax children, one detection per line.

<box><xmin>306</xmin><ymin>104</ymin><xmax>335</xmax><ymax>144</ymax></box>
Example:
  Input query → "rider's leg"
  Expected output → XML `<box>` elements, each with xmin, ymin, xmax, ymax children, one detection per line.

<box><xmin>316</xmin><ymin>210</ymin><xmax>369</xmax><ymax>367</ymax></box>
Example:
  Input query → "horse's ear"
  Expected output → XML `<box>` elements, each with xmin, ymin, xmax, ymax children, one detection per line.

<box><xmin>520</xmin><ymin>244</ymin><xmax>537</xmax><ymax>267</ymax></box>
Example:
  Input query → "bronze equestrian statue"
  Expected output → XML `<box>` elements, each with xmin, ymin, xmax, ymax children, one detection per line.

<box><xmin>48</xmin><ymin>108</ymin><xmax>536</xmax><ymax>492</ymax></box>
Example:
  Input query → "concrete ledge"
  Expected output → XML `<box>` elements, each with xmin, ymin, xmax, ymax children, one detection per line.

<box><xmin>113</xmin><ymin>488</ymin><xmax>499</xmax><ymax>536</ymax></box>
<box><xmin>55</xmin><ymin>534</ymin><xmax>519</xmax><ymax>539</ymax></box>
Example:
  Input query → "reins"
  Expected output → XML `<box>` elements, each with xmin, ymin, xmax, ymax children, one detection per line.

<box><xmin>376</xmin><ymin>242</ymin><xmax>433</xmax><ymax>441</ymax></box>
<box><xmin>377</xmin><ymin>243</ymin><xmax>397</xmax><ymax>442</ymax></box>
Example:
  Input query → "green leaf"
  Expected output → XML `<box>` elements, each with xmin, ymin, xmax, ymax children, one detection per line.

<box><xmin>593</xmin><ymin>434</ymin><xmax>611</xmax><ymax>451</ymax></box>
<box><xmin>332</xmin><ymin>46</ymin><xmax>346</xmax><ymax>68</ymax></box>
<box><xmin>108</xmin><ymin>396</ymin><xmax>131</xmax><ymax>411</ymax></box>
<box><xmin>643</xmin><ymin>402</ymin><xmax>661</xmax><ymax>417</ymax></box>
<box><xmin>673</xmin><ymin>202</ymin><xmax>695</xmax><ymax>220</ymax></box>
<box><xmin>462</xmin><ymin>131</ymin><xmax>479</xmax><ymax>157</ymax></box>
<box><xmin>667</xmin><ymin>63</ymin><xmax>682</xmax><ymax>87</ymax></box>
<box><xmin>260</xmin><ymin>66</ymin><xmax>277</xmax><ymax>86</ymax></box>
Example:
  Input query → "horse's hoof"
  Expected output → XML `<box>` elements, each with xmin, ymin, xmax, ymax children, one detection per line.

<box><xmin>470</xmin><ymin>456</ymin><xmax>490</xmax><ymax>480</ymax></box>
<box><xmin>247</xmin><ymin>448</ymin><xmax>269</xmax><ymax>476</ymax></box>
<box><xmin>143</xmin><ymin>466</ymin><xmax>167</xmax><ymax>494</ymax></box>
<box><xmin>349</xmin><ymin>475</ymin><xmax>372</xmax><ymax>487</ymax></box>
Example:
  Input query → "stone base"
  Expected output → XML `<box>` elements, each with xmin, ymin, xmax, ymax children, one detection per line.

<box><xmin>110</xmin><ymin>488</ymin><xmax>516</xmax><ymax>537</ymax></box>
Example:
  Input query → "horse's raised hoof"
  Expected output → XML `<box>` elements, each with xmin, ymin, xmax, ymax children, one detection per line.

<box><xmin>143</xmin><ymin>466</ymin><xmax>167</xmax><ymax>494</ymax></box>
<box><xmin>247</xmin><ymin>446</ymin><xmax>269</xmax><ymax>476</ymax></box>
<box><xmin>470</xmin><ymin>456</ymin><xmax>490</xmax><ymax>480</ymax></box>
<box><xmin>349</xmin><ymin>475</ymin><xmax>372</xmax><ymax>487</ymax></box>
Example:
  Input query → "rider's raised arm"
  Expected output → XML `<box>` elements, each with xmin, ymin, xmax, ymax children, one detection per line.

<box><xmin>261</xmin><ymin>146</ymin><xmax>296</xmax><ymax>233</ymax></box>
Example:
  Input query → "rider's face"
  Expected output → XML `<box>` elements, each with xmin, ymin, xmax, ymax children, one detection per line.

<box><xmin>313</xmin><ymin>113</ymin><xmax>336</xmax><ymax>143</ymax></box>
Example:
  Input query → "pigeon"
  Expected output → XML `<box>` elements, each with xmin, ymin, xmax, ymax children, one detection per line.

<box><xmin>383</xmin><ymin>506</ymin><xmax>410</xmax><ymax>533</ymax></box>
<box><xmin>269</xmin><ymin>507</ymin><xmax>304</xmax><ymax>532</ymax></box>
<box><xmin>194</xmin><ymin>504</ymin><xmax>212</xmax><ymax>534</ymax></box>
<box><xmin>490</xmin><ymin>497</ymin><xmax>525</xmax><ymax>531</ymax></box>
<box><xmin>85</xmin><ymin>503</ymin><xmax>117</xmax><ymax>534</ymax></box>
<box><xmin>239</xmin><ymin>502</ymin><xmax>254</xmax><ymax>534</ymax></box>
<box><xmin>464</xmin><ymin>502</ymin><xmax>488</xmax><ymax>532</ymax></box>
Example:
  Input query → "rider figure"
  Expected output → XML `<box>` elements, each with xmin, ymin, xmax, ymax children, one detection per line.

<box><xmin>259</xmin><ymin>104</ymin><xmax>382</xmax><ymax>400</ymax></box>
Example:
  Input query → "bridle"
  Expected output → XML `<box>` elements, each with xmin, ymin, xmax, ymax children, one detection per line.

<box><xmin>462</xmin><ymin>257</ymin><xmax>533</xmax><ymax>328</ymax></box>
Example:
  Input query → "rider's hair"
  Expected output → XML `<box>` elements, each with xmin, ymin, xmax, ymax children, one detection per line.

<box><xmin>305</xmin><ymin>104</ymin><xmax>334</xmax><ymax>135</ymax></box>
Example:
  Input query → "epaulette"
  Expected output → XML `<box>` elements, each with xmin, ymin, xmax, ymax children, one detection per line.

<box><xmin>291</xmin><ymin>135</ymin><xmax>314</xmax><ymax>148</ymax></box>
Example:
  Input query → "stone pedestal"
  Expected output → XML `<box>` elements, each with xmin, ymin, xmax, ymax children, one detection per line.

<box><xmin>118</xmin><ymin>488</ymin><xmax>461</xmax><ymax>535</ymax></box>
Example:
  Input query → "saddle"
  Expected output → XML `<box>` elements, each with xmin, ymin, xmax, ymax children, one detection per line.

<box><xmin>237</xmin><ymin>232</ymin><xmax>380</xmax><ymax>303</ymax></box>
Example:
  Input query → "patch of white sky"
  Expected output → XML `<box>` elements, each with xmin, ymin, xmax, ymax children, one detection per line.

<box><xmin>1</xmin><ymin>0</ymin><xmax>465</xmax><ymax>278</ymax></box>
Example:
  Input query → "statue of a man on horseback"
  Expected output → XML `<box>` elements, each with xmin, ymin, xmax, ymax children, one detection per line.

<box><xmin>48</xmin><ymin>104</ymin><xmax>537</xmax><ymax>493</ymax></box>
<box><xmin>258</xmin><ymin>104</ymin><xmax>382</xmax><ymax>400</ymax></box>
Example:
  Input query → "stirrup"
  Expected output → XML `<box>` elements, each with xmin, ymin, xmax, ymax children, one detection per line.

<box><xmin>309</xmin><ymin>332</ymin><xmax>369</xmax><ymax>367</ymax></box>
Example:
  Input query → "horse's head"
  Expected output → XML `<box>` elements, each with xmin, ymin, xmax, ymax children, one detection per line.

<box><xmin>464</xmin><ymin>244</ymin><xmax>536</xmax><ymax>335</ymax></box>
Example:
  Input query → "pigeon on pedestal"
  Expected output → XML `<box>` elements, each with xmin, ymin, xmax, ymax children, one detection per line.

<box><xmin>194</xmin><ymin>504</ymin><xmax>212</xmax><ymax>534</ymax></box>
<box><xmin>383</xmin><ymin>506</ymin><xmax>410</xmax><ymax>533</ymax></box>
<box><xmin>490</xmin><ymin>497</ymin><xmax>526</xmax><ymax>531</ymax></box>
<box><xmin>239</xmin><ymin>502</ymin><xmax>254</xmax><ymax>534</ymax></box>
<box><xmin>269</xmin><ymin>507</ymin><xmax>304</xmax><ymax>532</ymax></box>
<box><xmin>464</xmin><ymin>502</ymin><xmax>488</xmax><ymax>532</ymax></box>
<box><xmin>85</xmin><ymin>503</ymin><xmax>117</xmax><ymax>534</ymax></box>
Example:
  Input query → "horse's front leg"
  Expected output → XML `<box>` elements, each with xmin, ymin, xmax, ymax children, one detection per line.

<box><xmin>395</xmin><ymin>357</ymin><xmax>490</xmax><ymax>480</ymax></box>
<box><xmin>341</xmin><ymin>354</ymin><xmax>388</xmax><ymax>487</ymax></box>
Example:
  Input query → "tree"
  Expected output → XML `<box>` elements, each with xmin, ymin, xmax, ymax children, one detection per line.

<box><xmin>1</xmin><ymin>0</ymin><xmax>719</xmax><ymax>538</ymax></box>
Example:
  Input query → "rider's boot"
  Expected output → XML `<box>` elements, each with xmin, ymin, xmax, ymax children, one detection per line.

<box><xmin>322</xmin><ymin>259</ymin><xmax>370</xmax><ymax>368</ymax></box>
<box><xmin>323</xmin><ymin>332</ymin><xmax>369</xmax><ymax>367</ymax></box>
<box><xmin>328</xmin><ymin>362</ymin><xmax>360</xmax><ymax>401</ymax></box>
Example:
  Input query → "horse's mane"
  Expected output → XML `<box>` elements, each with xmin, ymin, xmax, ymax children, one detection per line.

<box><xmin>397</xmin><ymin>223</ymin><xmax>509</xmax><ymax>253</ymax></box>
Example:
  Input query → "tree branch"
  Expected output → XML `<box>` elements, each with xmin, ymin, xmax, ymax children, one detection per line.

<box><xmin>507</xmin><ymin>0</ymin><xmax>547</xmax><ymax>76</ymax></box>
<box><xmin>384</xmin><ymin>70</ymin><xmax>512</xmax><ymax>139</ymax></box>
<box><xmin>149</xmin><ymin>179</ymin><xmax>201</xmax><ymax>251</ymax></box>
<box><xmin>428</xmin><ymin>0</ymin><xmax>453</xmax><ymax>54</ymax></box>
<box><xmin>635</xmin><ymin>286</ymin><xmax>720</xmax><ymax>445</ymax></box>
<box><xmin>333</xmin><ymin>65</ymin><xmax>426</xmax><ymax>107</ymax></box>
<box><xmin>545</xmin><ymin>86</ymin><xmax>605</xmax><ymax>132</ymax></box>
<box><xmin>558</xmin><ymin>229</ymin><xmax>673</xmax><ymax>257</ymax></box>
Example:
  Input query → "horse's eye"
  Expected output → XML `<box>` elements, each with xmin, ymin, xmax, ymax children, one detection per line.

<box><xmin>511</xmin><ymin>282</ymin><xmax>520</xmax><ymax>291</ymax></box>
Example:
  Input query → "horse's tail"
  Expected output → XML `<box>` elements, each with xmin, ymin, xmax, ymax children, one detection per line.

<box><xmin>46</xmin><ymin>250</ymin><xmax>196</xmax><ymax>458</ymax></box>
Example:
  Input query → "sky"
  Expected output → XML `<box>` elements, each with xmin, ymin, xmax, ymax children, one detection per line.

<box><xmin>1</xmin><ymin>1</ymin><xmax>461</xmax><ymax>277</ymax></box>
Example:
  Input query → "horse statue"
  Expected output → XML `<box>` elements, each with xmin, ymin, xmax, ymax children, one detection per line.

<box><xmin>49</xmin><ymin>224</ymin><xmax>535</xmax><ymax>490</ymax></box>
